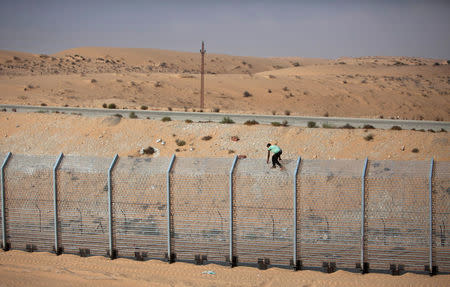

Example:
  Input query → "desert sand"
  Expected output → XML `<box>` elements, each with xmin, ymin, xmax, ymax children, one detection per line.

<box><xmin>0</xmin><ymin>46</ymin><xmax>449</xmax><ymax>286</ymax></box>
<box><xmin>0</xmin><ymin>47</ymin><xmax>449</xmax><ymax>120</ymax></box>
<box><xmin>0</xmin><ymin>250</ymin><xmax>449</xmax><ymax>287</ymax></box>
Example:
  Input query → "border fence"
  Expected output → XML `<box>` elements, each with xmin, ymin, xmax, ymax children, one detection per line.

<box><xmin>0</xmin><ymin>153</ymin><xmax>449</xmax><ymax>275</ymax></box>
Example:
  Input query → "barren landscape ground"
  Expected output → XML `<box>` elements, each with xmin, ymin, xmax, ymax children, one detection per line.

<box><xmin>0</xmin><ymin>47</ymin><xmax>449</xmax><ymax>286</ymax></box>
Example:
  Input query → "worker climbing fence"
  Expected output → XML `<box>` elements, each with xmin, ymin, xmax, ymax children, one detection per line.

<box><xmin>0</xmin><ymin>152</ymin><xmax>449</xmax><ymax>275</ymax></box>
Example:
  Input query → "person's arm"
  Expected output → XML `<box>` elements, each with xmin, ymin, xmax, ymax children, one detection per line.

<box><xmin>267</xmin><ymin>150</ymin><xmax>270</xmax><ymax>163</ymax></box>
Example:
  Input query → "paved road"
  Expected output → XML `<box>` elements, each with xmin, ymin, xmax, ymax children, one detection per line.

<box><xmin>1</xmin><ymin>104</ymin><xmax>449</xmax><ymax>131</ymax></box>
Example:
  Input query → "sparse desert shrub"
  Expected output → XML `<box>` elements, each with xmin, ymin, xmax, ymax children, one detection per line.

<box><xmin>167</xmin><ymin>107</ymin><xmax>172</xmax><ymax>111</ymax></box>
<box><xmin>108</xmin><ymin>103</ymin><xmax>117</xmax><ymax>109</ymax></box>
<box><xmin>282</xmin><ymin>86</ymin><xmax>289</xmax><ymax>92</ymax></box>
<box><xmin>113</xmin><ymin>114</ymin><xmax>123</xmax><ymax>118</ymax></box>
<box><xmin>141</xmin><ymin>105</ymin><xmax>148</xmax><ymax>110</ymax></box>
<box><xmin>91</xmin><ymin>78</ymin><xmax>97</xmax><ymax>83</ymax></box>
<box><xmin>440</xmin><ymin>128</ymin><xmax>446</xmax><ymax>132</ymax></box>
<box><xmin>281</xmin><ymin>120</ymin><xmax>288</xmax><ymax>127</ymax></box>
<box><xmin>391</xmin><ymin>125</ymin><xmax>402</xmax><ymax>130</ymax></box>
<box><xmin>412</xmin><ymin>148</ymin><xmax>419</xmax><ymax>153</ymax></box>
<box><xmin>292</xmin><ymin>62</ymin><xmax>300</xmax><ymax>67</ymax></box>
<box><xmin>143</xmin><ymin>146</ymin><xmax>155</xmax><ymax>155</ymax></box>
<box><xmin>268</xmin><ymin>89</ymin><xmax>272</xmax><ymax>93</ymax></box>
<box><xmin>268</xmin><ymin>75</ymin><xmax>276</xmax><ymax>79</ymax></box>
<box><xmin>307</xmin><ymin>121</ymin><xmax>317</xmax><ymax>128</ymax></box>
<box><xmin>341</xmin><ymin>123</ymin><xmax>355</xmax><ymax>129</ymax></box>
<box><xmin>102</xmin><ymin>103</ymin><xmax>107</xmax><ymax>108</ymax></box>
<box><xmin>428</xmin><ymin>129</ymin><xmax>435</xmax><ymax>133</ymax></box>
<box><xmin>322</xmin><ymin>123</ymin><xmax>335</xmax><ymax>129</ymax></box>
<box><xmin>154</xmin><ymin>81</ymin><xmax>162</xmax><ymax>87</ymax></box>
<box><xmin>243</xmin><ymin>91</ymin><xmax>252</xmax><ymax>97</ymax></box>
<box><xmin>284</xmin><ymin>110</ymin><xmax>291</xmax><ymax>116</ymax></box>
<box><xmin>244</xmin><ymin>120</ymin><xmax>259</xmax><ymax>125</ymax></box>
<box><xmin>271</xmin><ymin>122</ymin><xmax>281</xmax><ymax>126</ymax></box>
<box><xmin>272</xmin><ymin>110</ymin><xmax>276</xmax><ymax>115</ymax></box>
<box><xmin>363</xmin><ymin>124</ymin><xmax>375</xmax><ymax>129</ymax></box>
<box><xmin>129</xmin><ymin>112</ymin><xmax>138</xmax><ymax>119</ymax></box>
<box><xmin>175</xmin><ymin>139</ymin><xmax>186</xmax><ymax>146</ymax></box>
<box><xmin>13</xmin><ymin>56</ymin><xmax>20</xmax><ymax>61</ymax></box>
<box><xmin>364</xmin><ymin>134</ymin><xmax>374</xmax><ymax>141</ymax></box>
<box><xmin>116</xmin><ymin>79</ymin><xmax>123</xmax><ymax>83</ymax></box>
<box><xmin>212</xmin><ymin>107</ymin><xmax>220</xmax><ymax>112</ymax></box>
<box><xmin>161</xmin><ymin>116</ymin><xmax>171</xmax><ymax>122</ymax></box>
<box><xmin>228</xmin><ymin>150</ymin><xmax>235</xmax><ymax>154</ymax></box>
<box><xmin>185</xmin><ymin>119</ymin><xmax>193</xmax><ymax>123</ymax></box>
<box><xmin>323</xmin><ymin>112</ymin><xmax>329</xmax><ymax>117</ymax></box>
<box><xmin>201</xmin><ymin>135</ymin><xmax>212</xmax><ymax>141</ymax></box>
<box><xmin>433</xmin><ymin>62</ymin><xmax>440</xmax><ymax>66</ymax></box>
<box><xmin>27</xmin><ymin>84</ymin><xmax>35</xmax><ymax>89</ymax></box>
<box><xmin>447</xmin><ymin>60</ymin><xmax>450</xmax><ymax>64</ymax></box>
<box><xmin>41</xmin><ymin>103</ymin><xmax>47</xmax><ymax>106</ymax></box>
<box><xmin>221</xmin><ymin>117</ymin><xmax>234</xmax><ymax>124</ymax></box>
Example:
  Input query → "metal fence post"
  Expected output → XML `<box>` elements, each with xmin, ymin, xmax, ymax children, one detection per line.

<box><xmin>107</xmin><ymin>154</ymin><xmax>119</xmax><ymax>259</ymax></box>
<box><xmin>292</xmin><ymin>156</ymin><xmax>301</xmax><ymax>270</ymax></box>
<box><xmin>166</xmin><ymin>154</ymin><xmax>176</xmax><ymax>263</ymax></box>
<box><xmin>229</xmin><ymin>155</ymin><xmax>238</xmax><ymax>267</ymax></box>
<box><xmin>428</xmin><ymin>158</ymin><xmax>434</xmax><ymax>275</ymax></box>
<box><xmin>53</xmin><ymin>153</ymin><xmax>64</xmax><ymax>255</ymax></box>
<box><xmin>1</xmin><ymin>152</ymin><xmax>12</xmax><ymax>251</ymax></box>
<box><xmin>360</xmin><ymin>157</ymin><xmax>369</xmax><ymax>273</ymax></box>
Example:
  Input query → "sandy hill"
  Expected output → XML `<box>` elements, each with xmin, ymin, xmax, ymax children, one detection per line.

<box><xmin>0</xmin><ymin>47</ymin><xmax>449</xmax><ymax>120</ymax></box>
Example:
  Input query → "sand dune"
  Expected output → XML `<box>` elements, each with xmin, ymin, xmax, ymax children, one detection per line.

<box><xmin>0</xmin><ymin>47</ymin><xmax>448</xmax><ymax>120</ymax></box>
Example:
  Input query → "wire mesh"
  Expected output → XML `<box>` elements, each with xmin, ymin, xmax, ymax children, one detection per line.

<box><xmin>233</xmin><ymin>158</ymin><xmax>296</xmax><ymax>266</ymax></box>
<box><xmin>3</xmin><ymin>154</ymin><xmax>55</xmax><ymax>252</ymax></box>
<box><xmin>170</xmin><ymin>157</ymin><xmax>232</xmax><ymax>263</ymax></box>
<box><xmin>111</xmin><ymin>157</ymin><xmax>169</xmax><ymax>259</ymax></box>
<box><xmin>365</xmin><ymin>160</ymin><xmax>430</xmax><ymax>272</ymax></box>
<box><xmin>433</xmin><ymin>161</ymin><xmax>450</xmax><ymax>273</ymax></box>
<box><xmin>297</xmin><ymin>159</ymin><xmax>363</xmax><ymax>269</ymax></box>
<box><xmin>56</xmin><ymin>155</ymin><xmax>111</xmax><ymax>256</ymax></box>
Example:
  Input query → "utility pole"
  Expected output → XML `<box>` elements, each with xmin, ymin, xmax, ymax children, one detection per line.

<box><xmin>200</xmin><ymin>41</ymin><xmax>206</xmax><ymax>109</ymax></box>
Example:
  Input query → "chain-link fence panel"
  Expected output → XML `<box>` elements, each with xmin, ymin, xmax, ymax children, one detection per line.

<box><xmin>170</xmin><ymin>157</ymin><xmax>232</xmax><ymax>263</ymax></box>
<box><xmin>111</xmin><ymin>157</ymin><xmax>169</xmax><ymax>259</ymax></box>
<box><xmin>433</xmin><ymin>161</ymin><xmax>450</xmax><ymax>273</ymax></box>
<box><xmin>56</xmin><ymin>155</ymin><xmax>111</xmax><ymax>256</ymax></box>
<box><xmin>365</xmin><ymin>160</ymin><xmax>429</xmax><ymax>272</ymax></box>
<box><xmin>297</xmin><ymin>159</ymin><xmax>363</xmax><ymax>270</ymax></box>
<box><xmin>3</xmin><ymin>154</ymin><xmax>55</xmax><ymax>252</ymax></box>
<box><xmin>233</xmin><ymin>158</ymin><xmax>296</xmax><ymax>267</ymax></box>
<box><xmin>0</xmin><ymin>152</ymin><xmax>5</xmax><ymax>246</ymax></box>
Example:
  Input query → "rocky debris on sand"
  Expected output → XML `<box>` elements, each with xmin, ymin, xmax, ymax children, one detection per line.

<box><xmin>231</xmin><ymin>136</ymin><xmax>240</xmax><ymax>142</ymax></box>
<box><xmin>238</xmin><ymin>155</ymin><xmax>247</xmax><ymax>159</ymax></box>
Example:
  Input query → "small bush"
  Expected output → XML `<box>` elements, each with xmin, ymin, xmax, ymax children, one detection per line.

<box><xmin>41</xmin><ymin>103</ymin><xmax>47</xmax><ymax>106</ymax></box>
<box><xmin>284</xmin><ymin>110</ymin><xmax>291</xmax><ymax>116</ymax></box>
<box><xmin>243</xmin><ymin>91</ymin><xmax>252</xmax><ymax>97</ymax></box>
<box><xmin>341</xmin><ymin>124</ymin><xmax>355</xmax><ymax>129</ymax></box>
<box><xmin>185</xmin><ymin>119</ymin><xmax>193</xmax><ymax>123</ymax></box>
<box><xmin>281</xmin><ymin>120</ymin><xmax>288</xmax><ymax>127</ymax></box>
<box><xmin>91</xmin><ymin>78</ymin><xmax>97</xmax><ymax>83</ymax></box>
<box><xmin>282</xmin><ymin>86</ymin><xmax>289</xmax><ymax>91</ymax></box>
<box><xmin>129</xmin><ymin>112</ymin><xmax>138</xmax><ymax>119</ymax></box>
<box><xmin>391</xmin><ymin>125</ymin><xmax>402</xmax><ymax>130</ymax></box>
<box><xmin>154</xmin><ymin>81</ymin><xmax>162</xmax><ymax>87</ymax></box>
<box><xmin>212</xmin><ymin>107</ymin><xmax>220</xmax><ymax>112</ymax></box>
<box><xmin>162</xmin><ymin>117</ymin><xmax>171</xmax><ymax>122</ymax></box>
<box><xmin>272</xmin><ymin>110</ymin><xmax>276</xmax><ymax>115</ymax></box>
<box><xmin>440</xmin><ymin>128</ymin><xmax>447</xmax><ymax>133</ymax></box>
<box><xmin>175</xmin><ymin>139</ymin><xmax>186</xmax><ymax>146</ymax></box>
<box><xmin>228</xmin><ymin>149</ymin><xmax>235</xmax><ymax>154</ymax></box>
<box><xmin>322</xmin><ymin>123</ymin><xmax>335</xmax><ymax>129</ymax></box>
<box><xmin>244</xmin><ymin>120</ymin><xmax>259</xmax><ymax>125</ymax></box>
<box><xmin>108</xmin><ymin>103</ymin><xmax>117</xmax><ymax>109</ymax></box>
<box><xmin>433</xmin><ymin>62</ymin><xmax>440</xmax><ymax>66</ymax></box>
<box><xmin>323</xmin><ymin>112</ymin><xmax>329</xmax><ymax>117</ymax></box>
<box><xmin>428</xmin><ymin>129</ymin><xmax>435</xmax><ymax>133</ymax></box>
<box><xmin>201</xmin><ymin>135</ymin><xmax>212</xmax><ymax>141</ymax></box>
<box><xmin>167</xmin><ymin>107</ymin><xmax>172</xmax><ymax>111</ymax></box>
<box><xmin>221</xmin><ymin>117</ymin><xmax>234</xmax><ymax>124</ymax></box>
<box><xmin>271</xmin><ymin>122</ymin><xmax>281</xmax><ymax>126</ymax></box>
<box><xmin>292</xmin><ymin>62</ymin><xmax>300</xmax><ymax>67</ymax></box>
<box><xmin>364</xmin><ymin>134</ymin><xmax>374</xmax><ymax>141</ymax></box>
<box><xmin>412</xmin><ymin>148</ymin><xmax>419</xmax><ymax>153</ymax></box>
<box><xmin>141</xmin><ymin>105</ymin><xmax>148</xmax><ymax>110</ymax></box>
<box><xmin>363</xmin><ymin>124</ymin><xmax>375</xmax><ymax>129</ymax></box>
<box><xmin>307</xmin><ymin>121</ymin><xmax>317</xmax><ymax>128</ymax></box>
<box><xmin>102</xmin><ymin>103</ymin><xmax>107</xmax><ymax>108</ymax></box>
<box><xmin>113</xmin><ymin>114</ymin><xmax>123</xmax><ymax>118</ymax></box>
<box><xmin>268</xmin><ymin>89</ymin><xmax>272</xmax><ymax>93</ymax></box>
<box><xmin>143</xmin><ymin>146</ymin><xmax>155</xmax><ymax>155</ymax></box>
